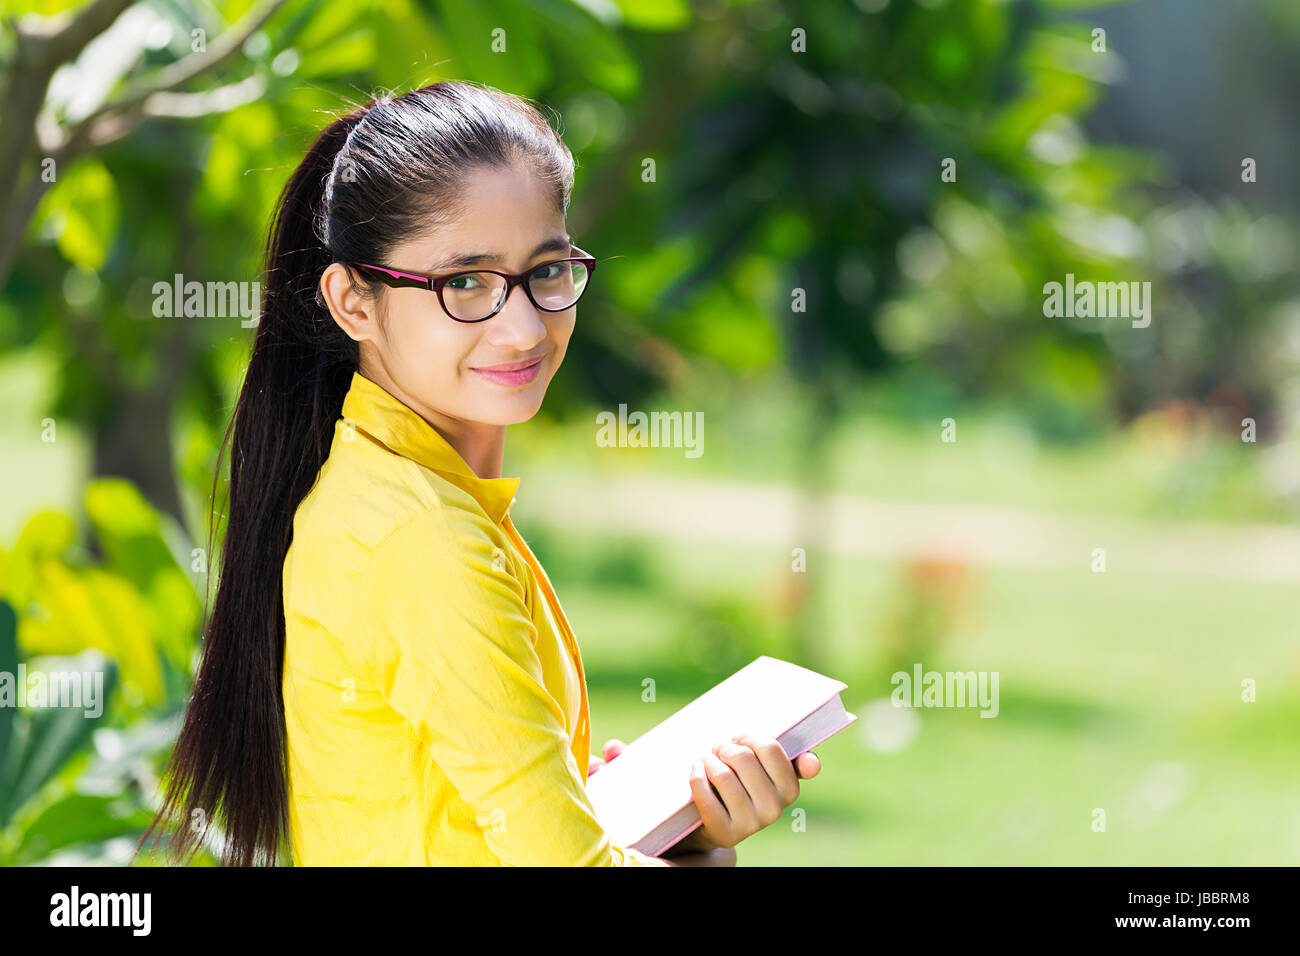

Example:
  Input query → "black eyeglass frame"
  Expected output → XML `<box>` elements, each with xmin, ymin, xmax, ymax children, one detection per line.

<box><xmin>343</xmin><ymin>245</ymin><xmax>597</xmax><ymax>323</ymax></box>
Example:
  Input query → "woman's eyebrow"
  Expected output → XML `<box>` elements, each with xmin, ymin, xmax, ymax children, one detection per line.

<box><xmin>424</xmin><ymin>235</ymin><xmax>572</xmax><ymax>272</ymax></box>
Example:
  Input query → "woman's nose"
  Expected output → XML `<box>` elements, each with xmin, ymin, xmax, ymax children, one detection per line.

<box><xmin>486</xmin><ymin>282</ymin><xmax>548</xmax><ymax>345</ymax></box>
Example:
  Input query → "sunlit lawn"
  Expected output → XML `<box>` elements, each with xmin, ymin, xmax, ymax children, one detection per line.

<box><xmin>542</xmin><ymin>526</ymin><xmax>1300</xmax><ymax>865</ymax></box>
<box><xmin>509</xmin><ymin>369</ymin><xmax>1290</xmax><ymax>525</ymax></box>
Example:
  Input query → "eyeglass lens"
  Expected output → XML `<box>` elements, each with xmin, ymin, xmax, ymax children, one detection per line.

<box><xmin>444</xmin><ymin>260</ymin><xmax>590</xmax><ymax>321</ymax></box>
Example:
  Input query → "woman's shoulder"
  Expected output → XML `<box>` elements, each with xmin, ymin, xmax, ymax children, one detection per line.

<box><xmin>291</xmin><ymin>436</ymin><xmax>498</xmax><ymax>562</ymax></box>
<box><xmin>283</xmin><ymin>443</ymin><xmax>505</xmax><ymax>640</ymax></box>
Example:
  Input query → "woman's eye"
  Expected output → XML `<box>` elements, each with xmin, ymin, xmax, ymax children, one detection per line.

<box><xmin>447</xmin><ymin>274</ymin><xmax>481</xmax><ymax>290</ymax></box>
<box><xmin>530</xmin><ymin>263</ymin><xmax>563</xmax><ymax>281</ymax></box>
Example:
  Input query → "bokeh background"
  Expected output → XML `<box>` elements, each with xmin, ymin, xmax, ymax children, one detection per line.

<box><xmin>1</xmin><ymin>0</ymin><xmax>1298</xmax><ymax>865</ymax></box>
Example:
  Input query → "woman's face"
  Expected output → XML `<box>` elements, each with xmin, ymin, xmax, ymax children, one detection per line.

<box><xmin>322</xmin><ymin>162</ymin><xmax>576</xmax><ymax>431</ymax></box>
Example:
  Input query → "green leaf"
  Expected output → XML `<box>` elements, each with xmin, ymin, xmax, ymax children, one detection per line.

<box><xmin>3</xmin><ymin>511</ymin><xmax>78</xmax><ymax>610</ymax></box>
<box><xmin>8</xmin><ymin>792</ymin><xmax>155</xmax><ymax>866</ymax></box>
<box><xmin>527</xmin><ymin>0</ymin><xmax>640</xmax><ymax>95</ymax></box>
<box><xmin>83</xmin><ymin>478</ymin><xmax>200</xmax><ymax>685</ymax></box>
<box><xmin>0</xmin><ymin>601</ymin><xmax>17</xmax><ymax>775</ymax></box>
<box><xmin>84</xmin><ymin>478</ymin><xmax>168</xmax><ymax>579</ymax></box>
<box><xmin>290</xmin><ymin>0</ymin><xmax>369</xmax><ymax>50</ymax></box>
<box><xmin>610</xmin><ymin>0</ymin><xmax>689</xmax><ymax>30</ymax></box>
<box><xmin>199</xmin><ymin>102</ymin><xmax>281</xmax><ymax>214</ymax></box>
<box><xmin>19</xmin><ymin>565</ymin><xmax>165</xmax><ymax>709</ymax></box>
<box><xmin>31</xmin><ymin>159</ymin><xmax>120</xmax><ymax>272</ymax></box>
<box><xmin>296</xmin><ymin>27</ymin><xmax>380</xmax><ymax>79</ymax></box>
<box><xmin>434</xmin><ymin>0</ymin><xmax>533</xmax><ymax>91</ymax></box>
<box><xmin>0</xmin><ymin>652</ymin><xmax>118</xmax><ymax>828</ymax></box>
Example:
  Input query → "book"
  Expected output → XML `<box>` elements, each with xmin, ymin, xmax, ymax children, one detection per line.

<box><xmin>585</xmin><ymin>655</ymin><xmax>858</xmax><ymax>858</ymax></box>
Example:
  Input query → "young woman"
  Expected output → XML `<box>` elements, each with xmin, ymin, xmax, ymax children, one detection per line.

<box><xmin>140</xmin><ymin>80</ymin><xmax>821</xmax><ymax>867</ymax></box>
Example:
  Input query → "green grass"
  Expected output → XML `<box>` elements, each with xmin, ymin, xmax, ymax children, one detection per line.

<box><xmin>536</xmin><ymin>524</ymin><xmax>1300</xmax><ymax>865</ymax></box>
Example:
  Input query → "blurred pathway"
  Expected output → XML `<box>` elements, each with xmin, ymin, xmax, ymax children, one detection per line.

<box><xmin>515</xmin><ymin>467</ymin><xmax>1300</xmax><ymax>583</ymax></box>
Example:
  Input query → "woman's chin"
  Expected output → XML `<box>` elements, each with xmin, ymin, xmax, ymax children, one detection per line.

<box><xmin>479</xmin><ymin>390</ymin><xmax>547</xmax><ymax>426</ymax></box>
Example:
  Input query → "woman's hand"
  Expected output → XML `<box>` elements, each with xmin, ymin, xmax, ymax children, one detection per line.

<box><xmin>674</xmin><ymin>735</ymin><xmax>821</xmax><ymax>852</ymax></box>
<box><xmin>588</xmin><ymin>738</ymin><xmax>626</xmax><ymax>776</ymax></box>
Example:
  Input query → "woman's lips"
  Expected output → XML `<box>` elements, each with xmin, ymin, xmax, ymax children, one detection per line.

<box><xmin>470</xmin><ymin>355</ymin><xmax>544</xmax><ymax>387</ymax></box>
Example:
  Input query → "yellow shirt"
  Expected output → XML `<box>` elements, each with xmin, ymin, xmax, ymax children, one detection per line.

<box><xmin>282</xmin><ymin>370</ymin><xmax>654</xmax><ymax>865</ymax></box>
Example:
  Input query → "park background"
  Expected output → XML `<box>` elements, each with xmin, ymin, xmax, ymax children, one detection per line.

<box><xmin>1</xmin><ymin>0</ymin><xmax>1298</xmax><ymax>865</ymax></box>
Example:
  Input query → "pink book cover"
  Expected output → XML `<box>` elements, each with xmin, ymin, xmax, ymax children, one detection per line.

<box><xmin>585</xmin><ymin>656</ymin><xmax>858</xmax><ymax>858</ymax></box>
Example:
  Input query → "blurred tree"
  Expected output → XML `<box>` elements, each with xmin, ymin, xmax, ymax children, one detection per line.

<box><xmin>1</xmin><ymin>0</ymin><xmax>287</xmax><ymax>525</ymax></box>
<box><xmin>0</xmin><ymin>0</ymin><xmax>286</xmax><ymax>281</ymax></box>
<box><xmin>558</xmin><ymin>0</ymin><xmax>1152</xmax><ymax>668</ymax></box>
<box><xmin>4</xmin><ymin>0</ymin><xmax>1296</xmax><ymax>671</ymax></box>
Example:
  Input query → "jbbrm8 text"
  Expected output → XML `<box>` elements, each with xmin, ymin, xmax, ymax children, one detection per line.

<box><xmin>1128</xmin><ymin>892</ymin><xmax>1250</xmax><ymax>907</ymax></box>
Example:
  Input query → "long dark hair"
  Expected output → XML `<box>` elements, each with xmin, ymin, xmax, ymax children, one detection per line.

<box><xmin>136</xmin><ymin>81</ymin><xmax>576</xmax><ymax>866</ymax></box>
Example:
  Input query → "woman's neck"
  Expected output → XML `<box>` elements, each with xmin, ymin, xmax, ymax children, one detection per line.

<box><xmin>359</xmin><ymin>363</ymin><xmax>506</xmax><ymax>479</ymax></box>
<box><xmin>432</xmin><ymin>414</ymin><xmax>505</xmax><ymax>479</ymax></box>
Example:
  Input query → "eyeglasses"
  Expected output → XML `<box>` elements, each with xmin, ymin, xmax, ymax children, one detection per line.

<box><xmin>344</xmin><ymin>245</ymin><xmax>597</xmax><ymax>323</ymax></box>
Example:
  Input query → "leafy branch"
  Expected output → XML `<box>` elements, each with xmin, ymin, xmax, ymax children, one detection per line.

<box><xmin>0</xmin><ymin>0</ymin><xmax>289</xmax><ymax>282</ymax></box>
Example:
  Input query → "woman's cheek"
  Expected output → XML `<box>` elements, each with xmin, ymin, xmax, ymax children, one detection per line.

<box><xmin>550</xmin><ymin>311</ymin><xmax>577</xmax><ymax>352</ymax></box>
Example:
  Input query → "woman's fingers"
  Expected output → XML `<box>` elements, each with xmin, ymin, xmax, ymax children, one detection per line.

<box><xmin>730</xmin><ymin>734</ymin><xmax>800</xmax><ymax>806</ymax></box>
<box><xmin>794</xmin><ymin>751</ymin><xmax>821</xmax><ymax>780</ymax></box>
<box><xmin>589</xmin><ymin>738</ymin><xmax>626</xmax><ymax>775</ymax></box>
<box><xmin>688</xmin><ymin>737</ymin><xmax>822</xmax><ymax>847</ymax></box>
<box><xmin>689</xmin><ymin>755</ymin><xmax>733</xmax><ymax>843</ymax></box>
<box><xmin>699</xmin><ymin>751</ymin><xmax>749</xmax><ymax>820</ymax></box>
<box><xmin>712</xmin><ymin>741</ymin><xmax>784</xmax><ymax>828</ymax></box>
<box><xmin>699</xmin><ymin>751</ymin><xmax>756</xmax><ymax>843</ymax></box>
<box><xmin>602</xmin><ymin>738</ymin><xmax>627</xmax><ymax>762</ymax></box>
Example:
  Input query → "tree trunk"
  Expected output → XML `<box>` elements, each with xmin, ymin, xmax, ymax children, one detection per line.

<box><xmin>92</xmin><ymin>386</ymin><xmax>186</xmax><ymax>529</ymax></box>
<box><xmin>87</xmin><ymin>165</ymin><xmax>198</xmax><ymax>535</ymax></box>
<box><xmin>789</xmin><ymin>371</ymin><xmax>843</xmax><ymax>674</ymax></box>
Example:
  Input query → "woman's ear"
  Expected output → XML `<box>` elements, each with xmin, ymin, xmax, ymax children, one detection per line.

<box><xmin>320</xmin><ymin>262</ymin><xmax>379</xmax><ymax>344</ymax></box>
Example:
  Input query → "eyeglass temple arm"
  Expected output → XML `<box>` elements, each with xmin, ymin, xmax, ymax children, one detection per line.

<box><xmin>351</xmin><ymin>263</ymin><xmax>430</xmax><ymax>284</ymax></box>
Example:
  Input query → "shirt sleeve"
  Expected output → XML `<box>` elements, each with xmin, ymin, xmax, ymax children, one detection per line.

<box><xmin>362</xmin><ymin>505</ymin><xmax>658</xmax><ymax>867</ymax></box>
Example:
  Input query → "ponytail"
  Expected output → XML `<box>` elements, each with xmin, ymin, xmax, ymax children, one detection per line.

<box><xmin>137</xmin><ymin>109</ymin><xmax>366</xmax><ymax>866</ymax></box>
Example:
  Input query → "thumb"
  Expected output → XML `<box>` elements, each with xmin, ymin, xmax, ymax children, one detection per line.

<box><xmin>794</xmin><ymin>751</ymin><xmax>821</xmax><ymax>779</ymax></box>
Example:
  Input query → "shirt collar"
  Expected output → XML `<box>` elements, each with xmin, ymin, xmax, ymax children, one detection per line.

<box><xmin>340</xmin><ymin>371</ymin><xmax>520</xmax><ymax>525</ymax></box>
